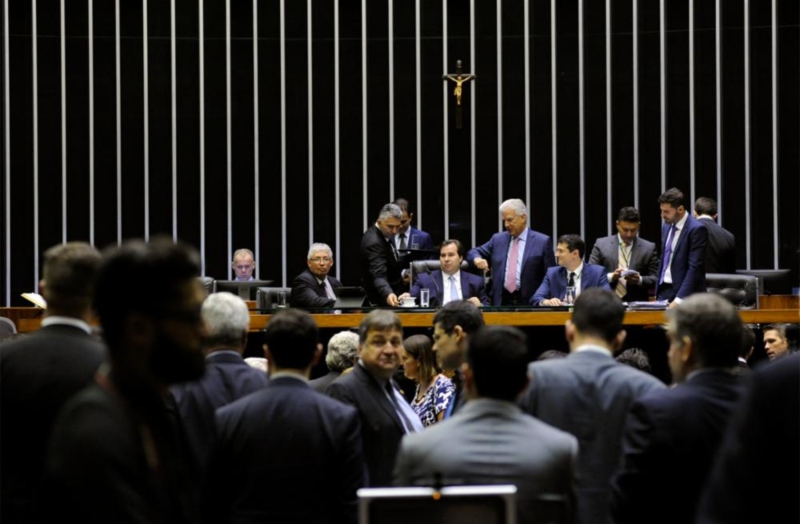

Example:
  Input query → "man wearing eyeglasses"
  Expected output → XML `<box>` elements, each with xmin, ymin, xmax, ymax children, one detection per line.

<box><xmin>291</xmin><ymin>243</ymin><xmax>343</xmax><ymax>308</ymax></box>
<box><xmin>231</xmin><ymin>248</ymin><xmax>256</xmax><ymax>281</ymax></box>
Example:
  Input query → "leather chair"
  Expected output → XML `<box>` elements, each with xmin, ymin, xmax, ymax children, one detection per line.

<box><xmin>0</xmin><ymin>317</ymin><xmax>17</xmax><ymax>341</ymax></box>
<box><xmin>705</xmin><ymin>273</ymin><xmax>759</xmax><ymax>309</ymax></box>
<box><xmin>409</xmin><ymin>260</ymin><xmax>470</xmax><ymax>285</ymax></box>
<box><xmin>197</xmin><ymin>276</ymin><xmax>215</xmax><ymax>297</ymax></box>
<box><xmin>256</xmin><ymin>287</ymin><xmax>293</xmax><ymax>309</ymax></box>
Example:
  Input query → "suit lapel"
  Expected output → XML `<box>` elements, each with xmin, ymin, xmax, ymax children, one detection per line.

<box><xmin>435</xmin><ymin>272</ymin><xmax>445</xmax><ymax>305</ymax></box>
<box><xmin>357</xmin><ymin>366</ymin><xmax>405</xmax><ymax>433</ymax></box>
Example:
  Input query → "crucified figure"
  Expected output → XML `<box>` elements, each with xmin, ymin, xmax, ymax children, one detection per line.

<box><xmin>442</xmin><ymin>60</ymin><xmax>476</xmax><ymax>129</ymax></box>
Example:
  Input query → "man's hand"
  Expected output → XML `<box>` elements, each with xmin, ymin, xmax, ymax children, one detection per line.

<box><xmin>402</xmin><ymin>273</ymin><xmax>411</xmax><ymax>285</ymax></box>
<box><xmin>625</xmin><ymin>271</ymin><xmax>641</xmax><ymax>284</ymax></box>
<box><xmin>466</xmin><ymin>297</ymin><xmax>482</xmax><ymax>307</ymax></box>
<box><xmin>397</xmin><ymin>292</ymin><xmax>410</xmax><ymax>301</ymax></box>
<box><xmin>473</xmin><ymin>258</ymin><xmax>489</xmax><ymax>271</ymax></box>
<box><xmin>611</xmin><ymin>268</ymin><xmax>625</xmax><ymax>282</ymax></box>
<box><xmin>540</xmin><ymin>298</ymin><xmax>562</xmax><ymax>306</ymax></box>
<box><xmin>668</xmin><ymin>300</ymin><xmax>679</xmax><ymax>309</ymax></box>
<box><xmin>386</xmin><ymin>293</ymin><xmax>400</xmax><ymax>307</ymax></box>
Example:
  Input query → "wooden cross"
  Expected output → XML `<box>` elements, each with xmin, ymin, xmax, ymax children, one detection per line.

<box><xmin>442</xmin><ymin>60</ymin><xmax>476</xmax><ymax>129</ymax></box>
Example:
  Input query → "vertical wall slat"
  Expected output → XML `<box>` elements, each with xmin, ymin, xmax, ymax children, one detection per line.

<box><xmin>199</xmin><ymin>0</ymin><xmax>206</xmax><ymax>274</ymax></box>
<box><xmin>89</xmin><ymin>0</ymin><xmax>95</xmax><ymax>245</ymax></box>
<box><xmin>443</xmin><ymin>0</ymin><xmax>449</xmax><ymax>239</ymax></box>
<box><xmin>744</xmin><ymin>0</ymin><xmax>752</xmax><ymax>269</ymax></box>
<box><xmin>361</xmin><ymin>0</ymin><xmax>367</xmax><ymax>231</ymax></box>
<box><xmin>280</xmin><ymin>0</ymin><xmax>287</xmax><ymax>284</ymax></box>
<box><xmin>771</xmin><ymin>0</ymin><xmax>778</xmax><ymax>268</ymax></box>
<box><xmin>659</xmin><ymin>0</ymin><xmax>666</xmax><ymax>192</ymax></box>
<box><xmin>170</xmin><ymin>0</ymin><xmax>177</xmax><ymax>241</ymax></box>
<box><xmin>497</xmin><ymin>0</ymin><xmax>503</xmax><ymax>221</ymax></box>
<box><xmin>415</xmin><ymin>0</ymin><xmax>422</xmax><ymax>230</ymax></box>
<box><xmin>33</xmin><ymin>0</ymin><xmax>40</xmax><ymax>285</ymax></box>
<box><xmin>470</xmin><ymin>0</ymin><xmax>476</xmax><ymax>247</ymax></box>
<box><xmin>633</xmin><ymin>0</ymin><xmax>640</xmax><ymax>209</ymax></box>
<box><xmin>142</xmin><ymin>0</ymin><xmax>149</xmax><ymax>240</ymax></box>
<box><xmin>689</xmin><ymin>0</ymin><xmax>696</xmax><ymax>204</ymax></box>
<box><xmin>551</xmin><ymin>0</ymin><xmax>557</xmax><ymax>241</ymax></box>
<box><xmin>225</xmin><ymin>0</ymin><xmax>232</xmax><ymax>266</ymax></box>
<box><xmin>524</xmin><ymin>0</ymin><xmax>531</xmax><ymax>212</ymax></box>
<box><xmin>61</xmin><ymin>0</ymin><xmax>67</xmax><ymax>242</ymax></box>
<box><xmin>307</xmin><ymin>0</ymin><xmax>314</xmax><ymax>243</ymax></box>
<box><xmin>606</xmin><ymin>0</ymin><xmax>612</xmax><ymax>232</ymax></box>
<box><xmin>3</xmin><ymin>0</ymin><xmax>10</xmax><ymax>304</ymax></box>
<box><xmin>388</xmin><ymin>0</ymin><xmax>394</xmax><ymax>202</ymax></box>
<box><xmin>715</xmin><ymin>0</ymin><xmax>723</xmax><ymax>226</ymax></box>
<box><xmin>253</xmin><ymin>0</ymin><xmax>260</xmax><ymax>275</ymax></box>
<box><xmin>578</xmin><ymin>0</ymin><xmax>586</xmax><ymax>239</ymax></box>
<box><xmin>334</xmin><ymin>0</ymin><xmax>340</xmax><ymax>276</ymax></box>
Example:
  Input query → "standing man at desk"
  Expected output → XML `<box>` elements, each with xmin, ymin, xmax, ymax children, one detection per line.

<box><xmin>656</xmin><ymin>188</ymin><xmax>708</xmax><ymax>306</ymax></box>
<box><xmin>231</xmin><ymin>248</ymin><xmax>256</xmax><ymax>281</ymax></box>
<box><xmin>531</xmin><ymin>234</ymin><xmax>610</xmax><ymax>306</ymax></box>
<box><xmin>589</xmin><ymin>207</ymin><xmax>659</xmax><ymax>302</ymax></box>
<box><xmin>692</xmin><ymin>197</ymin><xmax>736</xmax><ymax>274</ymax></box>
<box><xmin>467</xmin><ymin>198</ymin><xmax>555</xmax><ymax>305</ymax></box>
<box><xmin>393</xmin><ymin>198</ymin><xmax>434</xmax><ymax>254</ymax></box>
<box><xmin>360</xmin><ymin>203</ymin><xmax>405</xmax><ymax>306</ymax></box>
<box><xmin>291</xmin><ymin>243</ymin><xmax>343</xmax><ymax>308</ymax></box>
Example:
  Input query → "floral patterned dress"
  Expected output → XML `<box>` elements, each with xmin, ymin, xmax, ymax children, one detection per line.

<box><xmin>410</xmin><ymin>374</ymin><xmax>455</xmax><ymax>427</ymax></box>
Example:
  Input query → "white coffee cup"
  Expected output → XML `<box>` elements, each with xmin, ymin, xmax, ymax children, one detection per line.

<box><xmin>402</xmin><ymin>296</ymin><xmax>416</xmax><ymax>307</ymax></box>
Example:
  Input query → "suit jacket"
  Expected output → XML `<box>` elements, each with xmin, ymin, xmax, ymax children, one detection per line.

<box><xmin>207</xmin><ymin>376</ymin><xmax>365</xmax><ymax>524</ymax></box>
<box><xmin>530</xmin><ymin>264</ymin><xmax>611</xmax><ymax>305</ymax></box>
<box><xmin>656</xmin><ymin>214</ymin><xmax>708</xmax><ymax>301</ymax></box>
<box><xmin>697</xmin><ymin>216</ymin><xmax>736</xmax><ymax>274</ymax></box>
<box><xmin>360</xmin><ymin>225</ymin><xmax>404</xmax><ymax>306</ymax></box>
<box><xmin>521</xmin><ymin>349</ymin><xmax>666</xmax><ymax>524</ymax></box>
<box><xmin>588</xmin><ymin>235</ymin><xmax>659</xmax><ymax>302</ymax></box>
<box><xmin>394</xmin><ymin>398</ymin><xmax>578</xmax><ymax>524</ymax></box>
<box><xmin>467</xmin><ymin>229</ymin><xmax>556</xmax><ymax>305</ymax></box>
<box><xmin>0</xmin><ymin>323</ymin><xmax>106</xmax><ymax>522</ymax></box>
<box><xmin>408</xmin><ymin>270</ymin><xmax>490</xmax><ymax>306</ymax></box>
<box><xmin>309</xmin><ymin>370</ymin><xmax>342</xmax><ymax>393</ymax></box>
<box><xmin>170</xmin><ymin>351</ymin><xmax>269</xmax><ymax>471</ymax></box>
<box><xmin>697</xmin><ymin>353</ymin><xmax>800</xmax><ymax>524</ymax></box>
<box><xmin>396</xmin><ymin>226</ymin><xmax>436</xmax><ymax>267</ymax></box>
<box><xmin>291</xmin><ymin>269</ymin><xmax>343</xmax><ymax>308</ymax></box>
<box><xmin>326</xmin><ymin>364</ymin><xmax>407</xmax><ymax>487</ymax></box>
<box><xmin>610</xmin><ymin>369</ymin><xmax>744</xmax><ymax>524</ymax></box>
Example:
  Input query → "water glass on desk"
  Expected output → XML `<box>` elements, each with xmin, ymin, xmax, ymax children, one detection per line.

<box><xmin>564</xmin><ymin>287</ymin><xmax>576</xmax><ymax>305</ymax></box>
<box><xmin>276</xmin><ymin>291</ymin><xmax>287</xmax><ymax>308</ymax></box>
<box><xmin>420</xmin><ymin>288</ymin><xmax>430</xmax><ymax>308</ymax></box>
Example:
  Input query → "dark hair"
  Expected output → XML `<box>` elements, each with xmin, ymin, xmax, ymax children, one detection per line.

<box><xmin>264</xmin><ymin>309</ymin><xmax>319</xmax><ymax>369</ymax></box>
<box><xmin>666</xmin><ymin>293</ymin><xmax>741</xmax><ymax>369</ymax></box>
<box><xmin>358</xmin><ymin>310</ymin><xmax>403</xmax><ymax>344</ymax></box>
<box><xmin>763</xmin><ymin>324</ymin><xmax>799</xmax><ymax>353</ymax></box>
<box><xmin>467</xmin><ymin>326</ymin><xmax>529</xmax><ymax>401</ymax></box>
<box><xmin>615</xmin><ymin>348</ymin><xmax>652</xmax><ymax>373</ymax></box>
<box><xmin>42</xmin><ymin>242</ymin><xmax>102</xmax><ymax>314</ymax></box>
<box><xmin>658</xmin><ymin>187</ymin><xmax>686</xmax><ymax>209</ymax></box>
<box><xmin>433</xmin><ymin>300</ymin><xmax>484</xmax><ymax>335</ymax></box>
<box><xmin>741</xmin><ymin>325</ymin><xmax>756</xmax><ymax>359</ymax></box>
<box><xmin>537</xmin><ymin>349</ymin><xmax>568</xmax><ymax>361</ymax></box>
<box><xmin>403</xmin><ymin>334</ymin><xmax>438</xmax><ymax>382</ymax></box>
<box><xmin>616</xmin><ymin>207</ymin><xmax>641</xmax><ymax>223</ymax></box>
<box><xmin>557</xmin><ymin>234</ymin><xmax>586</xmax><ymax>260</ymax></box>
<box><xmin>95</xmin><ymin>236</ymin><xmax>200</xmax><ymax>351</ymax></box>
<box><xmin>694</xmin><ymin>197</ymin><xmax>718</xmax><ymax>216</ymax></box>
<box><xmin>440</xmin><ymin>239</ymin><xmax>465</xmax><ymax>258</ymax></box>
<box><xmin>571</xmin><ymin>288</ymin><xmax>625</xmax><ymax>344</ymax></box>
<box><xmin>393</xmin><ymin>198</ymin><xmax>410</xmax><ymax>213</ymax></box>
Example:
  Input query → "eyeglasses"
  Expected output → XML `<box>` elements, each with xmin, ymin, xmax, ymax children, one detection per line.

<box><xmin>309</xmin><ymin>257</ymin><xmax>332</xmax><ymax>263</ymax></box>
<box><xmin>234</xmin><ymin>265</ymin><xmax>252</xmax><ymax>271</ymax></box>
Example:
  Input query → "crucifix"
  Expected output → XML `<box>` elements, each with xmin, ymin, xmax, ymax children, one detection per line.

<box><xmin>442</xmin><ymin>60</ymin><xmax>476</xmax><ymax>129</ymax></box>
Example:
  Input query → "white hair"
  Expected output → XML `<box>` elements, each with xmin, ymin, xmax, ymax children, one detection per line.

<box><xmin>325</xmin><ymin>331</ymin><xmax>360</xmax><ymax>372</ymax></box>
<box><xmin>202</xmin><ymin>291</ymin><xmax>250</xmax><ymax>348</ymax></box>
<box><xmin>307</xmin><ymin>243</ymin><xmax>333</xmax><ymax>260</ymax></box>
<box><xmin>377</xmin><ymin>203</ymin><xmax>403</xmax><ymax>221</ymax></box>
<box><xmin>232</xmin><ymin>248</ymin><xmax>254</xmax><ymax>261</ymax></box>
<box><xmin>499</xmin><ymin>199</ymin><xmax>528</xmax><ymax>217</ymax></box>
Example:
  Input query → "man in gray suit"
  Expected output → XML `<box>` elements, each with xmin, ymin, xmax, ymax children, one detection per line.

<box><xmin>589</xmin><ymin>206</ymin><xmax>659</xmax><ymax>302</ymax></box>
<box><xmin>520</xmin><ymin>288</ymin><xmax>665</xmax><ymax>524</ymax></box>
<box><xmin>394</xmin><ymin>325</ymin><xmax>578</xmax><ymax>524</ymax></box>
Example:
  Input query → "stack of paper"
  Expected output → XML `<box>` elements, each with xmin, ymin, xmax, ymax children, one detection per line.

<box><xmin>627</xmin><ymin>300</ymin><xmax>669</xmax><ymax>310</ymax></box>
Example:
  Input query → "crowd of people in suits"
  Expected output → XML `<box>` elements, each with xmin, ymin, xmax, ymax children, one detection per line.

<box><xmin>1</xmin><ymin>186</ymin><xmax>798</xmax><ymax>523</ymax></box>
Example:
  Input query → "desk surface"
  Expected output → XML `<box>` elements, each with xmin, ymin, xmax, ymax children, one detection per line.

<box><xmin>3</xmin><ymin>306</ymin><xmax>798</xmax><ymax>334</ymax></box>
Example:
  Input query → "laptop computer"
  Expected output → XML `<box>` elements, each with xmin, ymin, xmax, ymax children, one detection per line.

<box><xmin>334</xmin><ymin>286</ymin><xmax>367</xmax><ymax>308</ymax></box>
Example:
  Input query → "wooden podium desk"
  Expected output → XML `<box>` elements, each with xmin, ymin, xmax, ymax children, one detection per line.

<box><xmin>2</xmin><ymin>305</ymin><xmax>798</xmax><ymax>334</ymax></box>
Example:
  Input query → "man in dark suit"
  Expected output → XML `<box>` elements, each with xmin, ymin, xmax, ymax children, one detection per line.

<box><xmin>520</xmin><ymin>289</ymin><xmax>665</xmax><ymax>524</ymax></box>
<box><xmin>432</xmin><ymin>301</ymin><xmax>485</xmax><ymax>418</ymax></box>
<box><xmin>589</xmin><ymin>207</ymin><xmax>660</xmax><ymax>302</ymax></box>
<box><xmin>171</xmin><ymin>291</ymin><xmax>269</xmax><ymax>472</ymax></box>
<box><xmin>1</xmin><ymin>242</ymin><xmax>105</xmax><ymax>523</ymax></box>
<box><xmin>291</xmin><ymin>242</ymin><xmax>343</xmax><ymax>308</ymax></box>
<box><xmin>531</xmin><ymin>234</ymin><xmax>611</xmax><ymax>306</ymax></box>
<box><xmin>656</xmin><ymin>187</ymin><xmax>708</xmax><ymax>305</ymax></box>
<box><xmin>393</xmin><ymin>198</ymin><xmax>435</xmax><ymax>261</ymax></box>
<box><xmin>611</xmin><ymin>293</ymin><xmax>745</xmax><ymax>524</ymax></box>
<box><xmin>697</xmin><ymin>352</ymin><xmax>800</xmax><ymax>524</ymax></box>
<box><xmin>360</xmin><ymin>203</ymin><xmax>405</xmax><ymax>306</ymax></box>
<box><xmin>206</xmin><ymin>309</ymin><xmax>365</xmax><ymax>523</ymax></box>
<box><xmin>400</xmin><ymin>239</ymin><xmax>489</xmax><ymax>307</ymax></box>
<box><xmin>45</xmin><ymin>237</ymin><xmax>207</xmax><ymax>523</ymax></box>
<box><xmin>309</xmin><ymin>330</ymin><xmax>359</xmax><ymax>393</ymax></box>
<box><xmin>693</xmin><ymin>197</ymin><xmax>736</xmax><ymax>274</ymax></box>
<box><xmin>467</xmin><ymin>198</ymin><xmax>556</xmax><ymax>305</ymax></box>
<box><xmin>395</xmin><ymin>326</ymin><xmax>579</xmax><ymax>524</ymax></box>
<box><xmin>326</xmin><ymin>310</ymin><xmax>423</xmax><ymax>486</ymax></box>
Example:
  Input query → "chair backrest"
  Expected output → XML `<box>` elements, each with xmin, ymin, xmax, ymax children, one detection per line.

<box><xmin>256</xmin><ymin>287</ymin><xmax>293</xmax><ymax>309</ymax></box>
<box><xmin>197</xmin><ymin>276</ymin><xmax>215</xmax><ymax>297</ymax></box>
<box><xmin>705</xmin><ymin>273</ymin><xmax>759</xmax><ymax>309</ymax></box>
<box><xmin>0</xmin><ymin>317</ymin><xmax>18</xmax><ymax>341</ymax></box>
<box><xmin>409</xmin><ymin>260</ymin><xmax>469</xmax><ymax>285</ymax></box>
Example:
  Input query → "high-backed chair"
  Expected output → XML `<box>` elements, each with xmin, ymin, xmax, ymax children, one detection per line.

<box><xmin>409</xmin><ymin>260</ymin><xmax>470</xmax><ymax>285</ymax></box>
<box><xmin>0</xmin><ymin>317</ymin><xmax>17</xmax><ymax>341</ymax></box>
<box><xmin>705</xmin><ymin>273</ymin><xmax>759</xmax><ymax>309</ymax></box>
<box><xmin>256</xmin><ymin>287</ymin><xmax>293</xmax><ymax>309</ymax></box>
<box><xmin>197</xmin><ymin>276</ymin><xmax>215</xmax><ymax>297</ymax></box>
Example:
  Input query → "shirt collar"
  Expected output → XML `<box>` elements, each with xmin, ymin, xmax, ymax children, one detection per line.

<box><xmin>41</xmin><ymin>316</ymin><xmax>93</xmax><ymax>334</ymax></box>
<box><xmin>675</xmin><ymin>212</ymin><xmax>689</xmax><ymax>231</ymax></box>
<box><xmin>269</xmin><ymin>370</ymin><xmax>308</xmax><ymax>382</ymax></box>
<box><xmin>574</xmin><ymin>344</ymin><xmax>613</xmax><ymax>356</ymax></box>
<box><xmin>567</xmin><ymin>262</ymin><xmax>584</xmax><ymax>278</ymax></box>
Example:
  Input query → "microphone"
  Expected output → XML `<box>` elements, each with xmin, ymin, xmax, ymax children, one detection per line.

<box><xmin>419</xmin><ymin>265</ymin><xmax>442</xmax><ymax>305</ymax></box>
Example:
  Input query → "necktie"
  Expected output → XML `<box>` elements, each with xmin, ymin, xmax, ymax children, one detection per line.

<box><xmin>568</xmin><ymin>272</ymin><xmax>576</xmax><ymax>288</ymax></box>
<box><xmin>321</xmin><ymin>280</ymin><xmax>336</xmax><ymax>300</ymax></box>
<box><xmin>399</xmin><ymin>233</ymin><xmax>407</xmax><ymax>250</ymax></box>
<box><xmin>660</xmin><ymin>225</ymin><xmax>676</xmax><ymax>283</ymax></box>
<box><xmin>449</xmin><ymin>275</ymin><xmax>459</xmax><ymax>303</ymax></box>
<box><xmin>616</xmin><ymin>242</ymin><xmax>629</xmax><ymax>298</ymax></box>
<box><xmin>505</xmin><ymin>237</ymin><xmax>519</xmax><ymax>293</ymax></box>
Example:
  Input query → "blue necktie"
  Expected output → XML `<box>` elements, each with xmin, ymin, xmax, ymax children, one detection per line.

<box><xmin>449</xmin><ymin>275</ymin><xmax>459</xmax><ymax>303</ymax></box>
<box><xmin>660</xmin><ymin>225</ymin><xmax>676</xmax><ymax>283</ymax></box>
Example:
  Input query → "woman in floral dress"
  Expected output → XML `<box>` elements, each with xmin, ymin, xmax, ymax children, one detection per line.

<box><xmin>401</xmin><ymin>334</ymin><xmax>455</xmax><ymax>427</ymax></box>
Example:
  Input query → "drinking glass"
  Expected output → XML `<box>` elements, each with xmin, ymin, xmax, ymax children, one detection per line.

<box><xmin>420</xmin><ymin>288</ymin><xmax>430</xmax><ymax>308</ymax></box>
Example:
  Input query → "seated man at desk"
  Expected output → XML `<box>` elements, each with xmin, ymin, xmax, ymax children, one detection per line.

<box><xmin>531</xmin><ymin>234</ymin><xmax>611</xmax><ymax>306</ymax></box>
<box><xmin>231</xmin><ymin>248</ymin><xmax>257</xmax><ymax>281</ymax></box>
<box><xmin>399</xmin><ymin>240</ymin><xmax>489</xmax><ymax>307</ymax></box>
<box><xmin>291</xmin><ymin>243</ymin><xmax>343</xmax><ymax>308</ymax></box>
